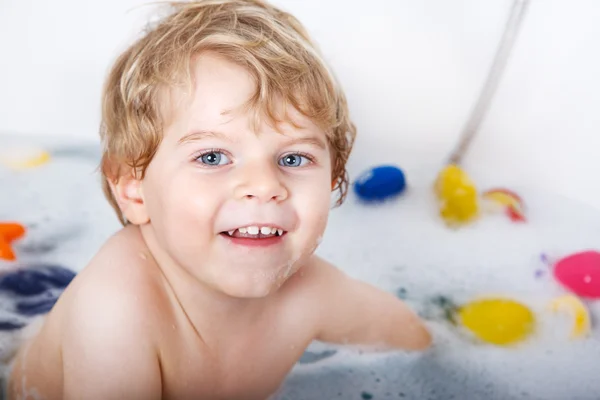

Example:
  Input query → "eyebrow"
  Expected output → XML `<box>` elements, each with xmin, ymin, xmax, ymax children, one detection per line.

<box><xmin>178</xmin><ymin>130</ymin><xmax>233</xmax><ymax>145</ymax></box>
<box><xmin>284</xmin><ymin>136</ymin><xmax>327</xmax><ymax>150</ymax></box>
<box><xmin>178</xmin><ymin>130</ymin><xmax>327</xmax><ymax>150</ymax></box>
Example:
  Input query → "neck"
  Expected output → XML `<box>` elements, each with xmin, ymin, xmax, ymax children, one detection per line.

<box><xmin>137</xmin><ymin>224</ymin><xmax>271</xmax><ymax>348</ymax></box>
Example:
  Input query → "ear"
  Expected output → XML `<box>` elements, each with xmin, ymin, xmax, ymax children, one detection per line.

<box><xmin>109</xmin><ymin>172</ymin><xmax>150</xmax><ymax>225</ymax></box>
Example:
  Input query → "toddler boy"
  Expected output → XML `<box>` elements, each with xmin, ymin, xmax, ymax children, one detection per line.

<box><xmin>8</xmin><ymin>1</ymin><xmax>431</xmax><ymax>398</ymax></box>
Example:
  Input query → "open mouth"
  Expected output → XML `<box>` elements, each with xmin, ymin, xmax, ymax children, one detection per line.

<box><xmin>220</xmin><ymin>226</ymin><xmax>286</xmax><ymax>239</ymax></box>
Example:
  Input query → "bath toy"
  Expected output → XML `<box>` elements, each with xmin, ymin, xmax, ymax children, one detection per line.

<box><xmin>0</xmin><ymin>265</ymin><xmax>76</xmax><ymax>296</ymax></box>
<box><xmin>0</xmin><ymin>320</ymin><xmax>26</xmax><ymax>331</ymax></box>
<box><xmin>434</xmin><ymin>164</ymin><xmax>479</xmax><ymax>226</ymax></box>
<box><xmin>0</xmin><ymin>265</ymin><xmax>76</xmax><ymax>318</ymax></box>
<box><xmin>457</xmin><ymin>298</ymin><xmax>535</xmax><ymax>346</ymax></box>
<box><xmin>0</xmin><ymin>147</ymin><xmax>51</xmax><ymax>169</ymax></box>
<box><xmin>0</xmin><ymin>222</ymin><xmax>27</xmax><ymax>261</ymax></box>
<box><xmin>354</xmin><ymin>165</ymin><xmax>406</xmax><ymax>202</ymax></box>
<box><xmin>482</xmin><ymin>188</ymin><xmax>526</xmax><ymax>222</ymax></box>
<box><xmin>553</xmin><ymin>250</ymin><xmax>600</xmax><ymax>299</ymax></box>
<box><xmin>548</xmin><ymin>294</ymin><xmax>591</xmax><ymax>339</ymax></box>
<box><xmin>16</xmin><ymin>297</ymin><xmax>62</xmax><ymax>316</ymax></box>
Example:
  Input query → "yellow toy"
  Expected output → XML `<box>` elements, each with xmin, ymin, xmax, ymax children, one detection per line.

<box><xmin>434</xmin><ymin>164</ymin><xmax>479</xmax><ymax>226</ymax></box>
<box><xmin>0</xmin><ymin>147</ymin><xmax>51</xmax><ymax>170</ymax></box>
<box><xmin>457</xmin><ymin>297</ymin><xmax>535</xmax><ymax>346</ymax></box>
<box><xmin>482</xmin><ymin>188</ymin><xmax>526</xmax><ymax>222</ymax></box>
<box><xmin>548</xmin><ymin>294</ymin><xmax>591</xmax><ymax>339</ymax></box>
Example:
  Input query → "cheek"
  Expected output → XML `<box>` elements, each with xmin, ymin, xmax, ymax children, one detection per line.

<box><xmin>144</xmin><ymin>169</ymin><xmax>222</xmax><ymax>237</ymax></box>
<box><xmin>291</xmin><ymin>174</ymin><xmax>331</xmax><ymax>233</ymax></box>
<box><xmin>144</xmin><ymin>170</ymin><xmax>230</xmax><ymax>269</ymax></box>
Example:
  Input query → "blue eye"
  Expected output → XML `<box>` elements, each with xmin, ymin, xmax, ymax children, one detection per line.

<box><xmin>197</xmin><ymin>151</ymin><xmax>230</xmax><ymax>166</ymax></box>
<box><xmin>279</xmin><ymin>153</ymin><xmax>311</xmax><ymax>167</ymax></box>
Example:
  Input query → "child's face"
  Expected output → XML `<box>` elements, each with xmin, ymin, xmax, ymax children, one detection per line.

<box><xmin>139</xmin><ymin>53</ymin><xmax>332</xmax><ymax>298</ymax></box>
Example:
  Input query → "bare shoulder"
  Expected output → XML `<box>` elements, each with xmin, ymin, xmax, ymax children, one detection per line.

<box><xmin>8</xmin><ymin>226</ymin><xmax>167</xmax><ymax>400</ymax></box>
<box><xmin>58</xmin><ymin>225</ymin><xmax>165</xmax><ymax>399</ymax></box>
<box><xmin>59</xmin><ymin>225</ymin><xmax>165</xmax><ymax>324</ymax></box>
<box><xmin>62</xmin><ymin>224</ymin><xmax>170</xmax><ymax>341</ymax></box>
<box><xmin>68</xmin><ymin>225</ymin><xmax>163</xmax><ymax>300</ymax></box>
<box><xmin>57</xmin><ymin>227</ymin><xmax>168</xmax><ymax>399</ymax></box>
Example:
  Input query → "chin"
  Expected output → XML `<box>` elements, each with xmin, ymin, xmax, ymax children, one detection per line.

<box><xmin>216</xmin><ymin>267</ymin><xmax>291</xmax><ymax>299</ymax></box>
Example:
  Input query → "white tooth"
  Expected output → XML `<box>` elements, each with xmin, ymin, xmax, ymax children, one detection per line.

<box><xmin>277</xmin><ymin>229</ymin><xmax>283</xmax><ymax>236</ymax></box>
<box><xmin>270</xmin><ymin>227</ymin><xmax>277</xmax><ymax>234</ymax></box>
<box><xmin>247</xmin><ymin>226</ymin><xmax>259</xmax><ymax>235</ymax></box>
<box><xmin>260</xmin><ymin>226</ymin><xmax>271</xmax><ymax>235</ymax></box>
<box><xmin>239</xmin><ymin>227</ymin><xmax>247</xmax><ymax>234</ymax></box>
<box><xmin>228</xmin><ymin>230</ymin><xmax>235</xmax><ymax>236</ymax></box>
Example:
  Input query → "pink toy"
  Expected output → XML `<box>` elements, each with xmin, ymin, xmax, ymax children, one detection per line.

<box><xmin>553</xmin><ymin>250</ymin><xmax>600</xmax><ymax>299</ymax></box>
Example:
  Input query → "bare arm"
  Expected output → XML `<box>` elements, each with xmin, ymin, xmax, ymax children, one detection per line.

<box><xmin>61</xmin><ymin>283</ymin><xmax>162</xmax><ymax>400</ymax></box>
<box><xmin>310</xmin><ymin>258</ymin><xmax>432</xmax><ymax>351</ymax></box>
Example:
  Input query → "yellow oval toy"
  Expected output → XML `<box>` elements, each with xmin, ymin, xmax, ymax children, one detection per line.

<box><xmin>0</xmin><ymin>147</ymin><xmax>51</xmax><ymax>170</ymax></box>
<box><xmin>457</xmin><ymin>297</ymin><xmax>535</xmax><ymax>346</ymax></box>
<box><xmin>548</xmin><ymin>294</ymin><xmax>591</xmax><ymax>339</ymax></box>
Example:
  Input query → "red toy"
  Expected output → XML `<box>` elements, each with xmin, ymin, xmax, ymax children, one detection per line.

<box><xmin>0</xmin><ymin>222</ymin><xmax>26</xmax><ymax>261</ymax></box>
<box><xmin>553</xmin><ymin>250</ymin><xmax>600</xmax><ymax>299</ymax></box>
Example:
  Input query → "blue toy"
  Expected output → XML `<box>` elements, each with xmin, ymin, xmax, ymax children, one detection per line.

<box><xmin>0</xmin><ymin>320</ymin><xmax>25</xmax><ymax>330</ymax></box>
<box><xmin>353</xmin><ymin>165</ymin><xmax>406</xmax><ymax>202</ymax></box>
<box><xmin>16</xmin><ymin>297</ymin><xmax>62</xmax><ymax>316</ymax></box>
<box><xmin>0</xmin><ymin>265</ymin><xmax>77</xmax><ymax>330</ymax></box>
<box><xmin>0</xmin><ymin>265</ymin><xmax>76</xmax><ymax>296</ymax></box>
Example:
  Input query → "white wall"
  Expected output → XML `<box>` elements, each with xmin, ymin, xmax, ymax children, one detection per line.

<box><xmin>1</xmin><ymin>0</ymin><xmax>599</xmax><ymax>209</ymax></box>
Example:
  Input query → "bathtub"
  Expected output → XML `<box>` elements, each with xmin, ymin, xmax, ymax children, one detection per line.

<box><xmin>1</xmin><ymin>133</ymin><xmax>599</xmax><ymax>400</ymax></box>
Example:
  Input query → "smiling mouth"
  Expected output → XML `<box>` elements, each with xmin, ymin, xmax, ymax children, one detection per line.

<box><xmin>220</xmin><ymin>226</ymin><xmax>286</xmax><ymax>239</ymax></box>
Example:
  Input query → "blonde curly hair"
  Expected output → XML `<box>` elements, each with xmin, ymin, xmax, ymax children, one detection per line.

<box><xmin>100</xmin><ymin>0</ymin><xmax>356</xmax><ymax>225</ymax></box>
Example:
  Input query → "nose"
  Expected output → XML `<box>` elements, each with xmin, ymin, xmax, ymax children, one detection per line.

<box><xmin>234</xmin><ymin>160</ymin><xmax>289</xmax><ymax>203</ymax></box>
